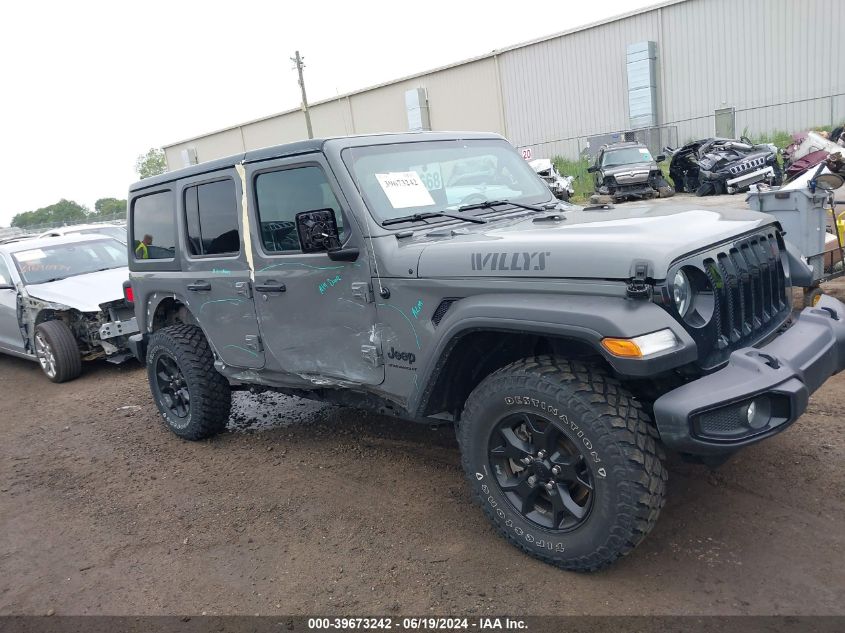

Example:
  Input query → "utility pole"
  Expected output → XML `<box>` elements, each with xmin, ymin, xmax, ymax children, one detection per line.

<box><xmin>291</xmin><ymin>50</ymin><xmax>313</xmax><ymax>139</ymax></box>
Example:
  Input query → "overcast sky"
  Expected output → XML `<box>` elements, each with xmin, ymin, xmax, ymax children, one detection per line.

<box><xmin>0</xmin><ymin>0</ymin><xmax>658</xmax><ymax>227</ymax></box>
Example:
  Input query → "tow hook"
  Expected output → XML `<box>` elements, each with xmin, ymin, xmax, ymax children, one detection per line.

<box><xmin>626</xmin><ymin>261</ymin><xmax>651</xmax><ymax>299</ymax></box>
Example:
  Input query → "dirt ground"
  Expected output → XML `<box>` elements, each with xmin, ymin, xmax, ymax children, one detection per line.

<box><xmin>2</xmin><ymin>235</ymin><xmax>845</xmax><ymax>617</ymax></box>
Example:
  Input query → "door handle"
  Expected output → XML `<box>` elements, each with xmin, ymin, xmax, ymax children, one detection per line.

<box><xmin>255</xmin><ymin>281</ymin><xmax>286</xmax><ymax>293</ymax></box>
<box><xmin>187</xmin><ymin>281</ymin><xmax>212</xmax><ymax>292</ymax></box>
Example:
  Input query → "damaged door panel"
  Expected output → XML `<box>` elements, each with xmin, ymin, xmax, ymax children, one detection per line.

<box><xmin>179</xmin><ymin>170</ymin><xmax>265</xmax><ymax>369</ymax></box>
<box><xmin>246</xmin><ymin>155</ymin><xmax>383</xmax><ymax>386</ymax></box>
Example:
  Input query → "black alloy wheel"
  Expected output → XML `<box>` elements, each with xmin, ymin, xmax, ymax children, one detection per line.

<box><xmin>154</xmin><ymin>353</ymin><xmax>191</xmax><ymax>420</ymax></box>
<box><xmin>489</xmin><ymin>413</ymin><xmax>594</xmax><ymax>532</ymax></box>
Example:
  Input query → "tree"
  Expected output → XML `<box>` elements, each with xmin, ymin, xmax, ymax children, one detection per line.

<box><xmin>135</xmin><ymin>148</ymin><xmax>167</xmax><ymax>179</ymax></box>
<box><xmin>11</xmin><ymin>199</ymin><xmax>90</xmax><ymax>229</ymax></box>
<box><xmin>93</xmin><ymin>197</ymin><xmax>127</xmax><ymax>218</ymax></box>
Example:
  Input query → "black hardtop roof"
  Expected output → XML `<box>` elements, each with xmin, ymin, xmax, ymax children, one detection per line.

<box><xmin>129</xmin><ymin>131</ymin><xmax>502</xmax><ymax>193</ymax></box>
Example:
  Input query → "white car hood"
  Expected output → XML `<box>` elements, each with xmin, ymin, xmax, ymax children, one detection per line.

<box><xmin>25</xmin><ymin>267</ymin><xmax>129</xmax><ymax>312</ymax></box>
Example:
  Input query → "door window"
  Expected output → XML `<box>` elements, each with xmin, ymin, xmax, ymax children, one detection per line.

<box><xmin>184</xmin><ymin>179</ymin><xmax>240</xmax><ymax>256</ymax></box>
<box><xmin>254</xmin><ymin>166</ymin><xmax>343</xmax><ymax>253</ymax></box>
<box><xmin>131</xmin><ymin>190</ymin><xmax>175</xmax><ymax>260</ymax></box>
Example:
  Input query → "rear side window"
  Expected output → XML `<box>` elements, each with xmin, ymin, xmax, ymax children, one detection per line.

<box><xmin>184</xmin><ymin>179</ymin><xmax>240</xmax><ymax>256</ymax></box>
<box><xmin>132</xmin><ymin>191</ymin><xmax>175</xmax><ymax>260</ymax></box>
<box><xmin>255</xmin><ymin>166</ymin><xmax>344</xmax><ymax>253</ymax></box>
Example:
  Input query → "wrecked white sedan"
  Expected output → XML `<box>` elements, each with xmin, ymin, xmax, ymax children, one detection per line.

<box><xmin>0</xmin><ymin>234</ymin><xmax>138</xmax><ymax>382</ymax></box>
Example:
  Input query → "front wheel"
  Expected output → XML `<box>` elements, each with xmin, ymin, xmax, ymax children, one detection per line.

<box><xmin>34</xmin><ymin>320</ymin><xmax>82</xmax><ymax>383</ymax></box>
<box><xmin>146</xmin><ymin>324</ymin><xmax>231</xmax><ymax>440</ymax></box>
<box><xmin>457</xmin><ymin>356</ymin><xmax>667</xmax><ymax>571</ymax></box>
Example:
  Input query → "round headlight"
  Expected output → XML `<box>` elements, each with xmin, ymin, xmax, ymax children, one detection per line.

<box><xmin>673</xmin><ymin>269</ymin><xmax>691</xmax><ymax>316</ymax></box>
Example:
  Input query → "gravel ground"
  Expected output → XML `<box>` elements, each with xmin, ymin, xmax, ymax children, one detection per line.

<box><xmin>1</xmin><ymin>197</ymin><xmax>844</xmax><ymax>616</ymax></box>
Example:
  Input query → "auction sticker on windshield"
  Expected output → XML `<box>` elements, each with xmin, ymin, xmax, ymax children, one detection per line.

<box><xmin>410</xmin><ymin>163</ymin><xmax>444</xmax><ymax>191</ymax></box>
<box><xmin>375</xmin><ymin>172</ymin><xmax>435</xmax><ymax>209</ymax></box>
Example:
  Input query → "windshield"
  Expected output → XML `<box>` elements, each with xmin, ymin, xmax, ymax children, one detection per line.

<box><xmin>76</xmin><ymin>226</ymin><xmax>126</xmax><ymax>241</ymax></box>
<box><xmin>13</xmin><ymin>239</ymin><xmax>127</xmax><ymax>284</ymax></box>
<box><xmin>342</xmin><ymin>139</ymin><xmax>552</xmax><ymax>224</ymax></box>
<box><xmin>601</xmin><ymin>147</ymin><xmax>653</xmax><ymax>167</ymax></box>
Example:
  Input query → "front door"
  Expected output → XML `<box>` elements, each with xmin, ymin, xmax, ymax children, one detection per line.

<box><xmin>246</xmin><ymin>155</ymin><xmax>383</xmax><ymax>385</ymax></box>
<box><xmin>0</xmin><ymin>255</ymin><xmax>25</xmax><ymax>353</ymax></box>
<box><xmin>178</xmin><ymin>172</ymin><xmax>265</xmax><ymax>369</ymax></box>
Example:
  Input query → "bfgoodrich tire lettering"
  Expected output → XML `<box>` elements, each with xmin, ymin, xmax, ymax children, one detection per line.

<box><xmin>458</xmin><ymin>356</ymin><xmax>667</xmax><ymax>571</ymax></box>
<box><xmin>146</xmin><ymin>324</ymin><xmax>231</xmax><ymax>440</ymax></box>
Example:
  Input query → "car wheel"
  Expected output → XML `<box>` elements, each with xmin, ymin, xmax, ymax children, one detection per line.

<box><xmin>457</xmin><ymin>356</ymin><xmax>667</xmax><ymax>572</ymax></box>
<box><xmin>34</xmin><ymin>320</ymin><xmax>82</xmax><ymax>383</ymax></box>
<box><xmin>804</xmin><ymin>287</ymin><xmax>825</xmax><ymax>308</ymax></box>
<box><xmin>146</xmin><ymin>324</ymin><xmax>231</xmax><ymax>440</ymax></box>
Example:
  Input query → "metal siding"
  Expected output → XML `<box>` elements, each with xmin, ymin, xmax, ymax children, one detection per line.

<box><xmin>165</xmin><ymin>128</ymin><xmax>245</xmax><ymax>169</ymax></box>
<box><xmin>241</xmin><ymin>112</ymin><xmax>308</xmax><ymax>150</ymax></box>
<box><xmin>163</xmin><ymin>0</ymin><xmax>845</xmax><ymax>168</ymax></box>
<box><xmin>498</xmin><ymin>10</ymin><xmax>659</xmax><ymax>155</ymax></box>
<box><xmin>347</xmin><ymin>58</ymin><xmax>503</xmax><ymax>135</ymax></box>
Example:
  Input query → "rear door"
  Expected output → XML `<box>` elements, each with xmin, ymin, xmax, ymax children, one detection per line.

<box><xmin>0</xmin><ymin>254</ymin><xmax>25</xmax><ymax>353</ymax></box>
<box><xmin>178</xmin><ymin>171</ymin><xmax>265</xmax><ymax>369</ymax></box>
<box><xmin>245</xmin><ymin>154</ymin><xmax>383</xmax><ymax>385</ymax></box>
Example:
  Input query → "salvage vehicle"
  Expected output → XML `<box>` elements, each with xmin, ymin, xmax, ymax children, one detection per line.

<box><xmin>666</xmin><ymin>137</ymin><xmax>782</xmax><ymax>196</ymax></box>
<box><xmin>587</xmin><ymin>141</ymin><xmax>673</xmax><ymax>202</ymax></box>
<box><xmin>126</xmin><ymin>132</ymin><xmax>845</xmax><ymax>572</ymax></box>
<box><xmin>0</xmin><ymin>234</ymin><xmax>139</xmax><ymax>382</ymax></box>
<box><xmin>529</xmin><ymin>158</ymin><xmax>575</xmax><ymax>201</ymax></box>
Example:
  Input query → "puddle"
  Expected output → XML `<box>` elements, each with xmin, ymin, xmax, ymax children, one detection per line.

<box><xmin>227</xmin><ymin>390</ymin><xmax>335</xmax><ymax>433</ymax></box>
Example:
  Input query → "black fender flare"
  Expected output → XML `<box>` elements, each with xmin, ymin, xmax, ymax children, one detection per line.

<box><xmin>409</xmin><ymin>293</ymin><xmax>697</xmax><ymax>416</ymax></box>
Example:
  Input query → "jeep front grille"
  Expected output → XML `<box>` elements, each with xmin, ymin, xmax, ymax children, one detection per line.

<box><xmin>666</xmin><ymin>230</ymin><xmax>791</xmax><ymax>369</ymax></box>
<box><xmin>728</xmin><ymin>156</ymin><xmax>766</xmax><ymax>176</ymax></box>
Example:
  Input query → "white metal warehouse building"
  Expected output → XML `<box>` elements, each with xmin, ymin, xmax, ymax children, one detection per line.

<box><xmin>163</xmin><ymin>0</ymin><xmax>844</xmax><ymax>169</ymax></box>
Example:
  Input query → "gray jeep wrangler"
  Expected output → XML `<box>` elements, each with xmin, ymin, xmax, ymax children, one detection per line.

<box><xmin>126</xmin><ymin>132</ymin><xmax>845</xmax><ymax>571</ymax></box>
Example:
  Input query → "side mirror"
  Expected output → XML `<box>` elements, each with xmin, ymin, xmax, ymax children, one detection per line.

<box><xmin>587</xmin><ymin>165</ymin><xmax>598</xmax><ymax>173</ymax></box>
<box><xmin>295</xmin><ymin>208</ymin><xmax>359</xmax><ymax>262</ymax></box>
<box><xmin>656</xmin><ymin>154</ymin><xmax>666</xmax><ymax>163</ymax></box>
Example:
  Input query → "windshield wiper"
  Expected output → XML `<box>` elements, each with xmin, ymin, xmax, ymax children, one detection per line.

<box><xmin>382</xmin><ymin>211</ymin><xmax>487</xmax><ymax>226</ymax></box>
<box><xmin>457</xmin><ymin>199</ymin><xmax>552</xmax><ymax>213</ymax></box>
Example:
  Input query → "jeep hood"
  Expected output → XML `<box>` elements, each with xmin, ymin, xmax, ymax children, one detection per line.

<box><xmin>414</xmin><ymin>205</ymin><xmax>774</xmax><ymax>281</ymax></box>
<box><xmin>25</xmin><ymin>267</ymin><xmax>129</xmax><ymax>312</ymax></box>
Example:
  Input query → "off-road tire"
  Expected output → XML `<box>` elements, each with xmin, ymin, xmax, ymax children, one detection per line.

<box><xmin>457</xmin><ymin>356</ymin><xmax>667</xmax><ymax>572</ymax></box>
<box><xmin>34</xmin><ymin>320</ymin><xmax>82</xmax><ymax>383</ymax></box>
<box><xmin>146</xmin><ymin>324</ymin><xmax>231</xmax><ymax>440</ymax></box>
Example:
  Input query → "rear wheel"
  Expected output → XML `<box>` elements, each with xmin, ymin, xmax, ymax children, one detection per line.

<box><xmin>34</xmin><ymin>320</ymin><xmax>82</xmax><ymax>383</ymax></box>
<box><xmin>146</xmin><ymin>324</ymin><xmax>231</xmax><ymax>440</ymax></box>
<box><xmin>458</xmin><ymin>356</ymin><xmax>667</xmax><ymax>571</ymax></box>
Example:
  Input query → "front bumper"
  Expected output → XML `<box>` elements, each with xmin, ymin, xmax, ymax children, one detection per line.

<box><xmin>653</xmin><ymin>295</ymin><xmax>845</xmax><ymax>455</ymax></box>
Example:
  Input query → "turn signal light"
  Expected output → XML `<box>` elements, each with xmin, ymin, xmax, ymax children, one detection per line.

<box><xmin>601</xmin><ymin>329</ymin><xmax>681</xmax><ymax>358</ymax></box>
<box><xmin>123</xmin><ymin>282</ymin><xmax>135</xmax><ymax>305</ymax></box>
<box><xmin>601</xmin><ymin>338</ymin><xmax>642</xmax><ymax>357</ymax></box>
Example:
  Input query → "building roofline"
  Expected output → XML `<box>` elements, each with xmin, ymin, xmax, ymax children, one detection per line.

<box><xmin>163</xmin><ymin>0</ymin><xmax>689</xmax><ymax>150</ymax></box>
